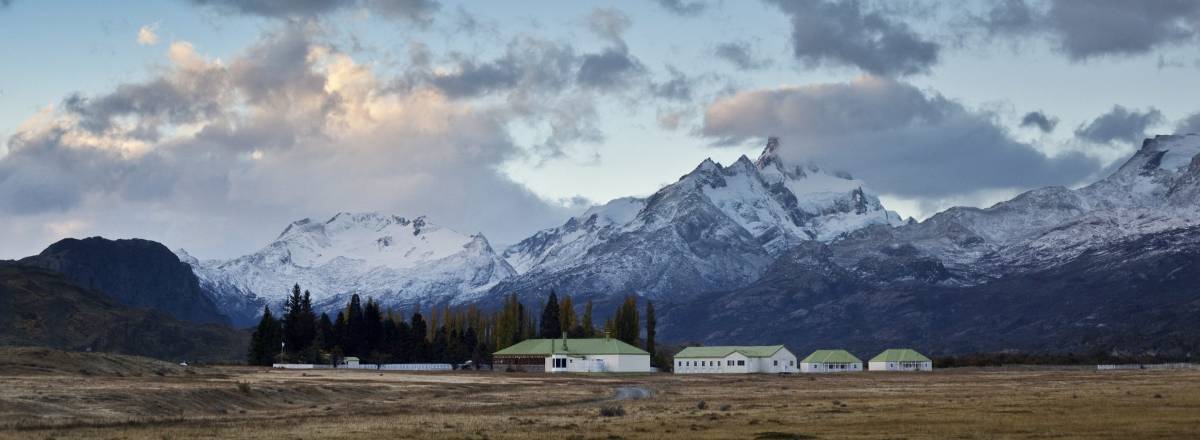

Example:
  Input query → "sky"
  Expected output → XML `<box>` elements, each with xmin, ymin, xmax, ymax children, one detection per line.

<box><xmin>1</xmin><ymin>0</ymin><xmax>1199</xmax><ymax>260</ymax></box>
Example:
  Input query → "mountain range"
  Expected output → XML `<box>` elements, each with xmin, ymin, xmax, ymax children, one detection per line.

<box><xmin>8</xmin><ymin>134</ymin><xmax>1199</xmax><ymax>356</ymax></box>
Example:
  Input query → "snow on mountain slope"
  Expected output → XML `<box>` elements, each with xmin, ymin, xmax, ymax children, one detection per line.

<box><xmin>180</xmin><ymin>213</ymin><xmax>515</xmax><ymax>317</ymax></box>
<box><xmin>840</xmin><ymin>134</ymin><xmax>1200</xmax><ymax>276</ymax></box>
<box><xmin>495</xmin><ymin>137</ymin><xmax>902</xmax><ymax>300</ymax></box>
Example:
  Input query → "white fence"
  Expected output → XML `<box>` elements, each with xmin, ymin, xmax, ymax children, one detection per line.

<box><xmin>1097</xmin><ymin>363</ymin><xmax>1196</xmax><ymax>371</ymax></box>
<box><xmin>272</xmin><ymin>363</ymin><xmax>334</xmax><ymax>369</ymax></box>
<box><xmin>273</xmin><ymin>363</ymin><xmax>452</xmax><ymax>371</ymax></box>
<box><xmin>378</xmin><ymin>363</ymin><xmax>453</xmax><ymax>371</ymax></box>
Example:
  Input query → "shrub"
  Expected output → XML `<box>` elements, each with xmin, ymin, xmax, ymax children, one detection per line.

<box><xmin>235</xmin><ymin>381</ymin><xmax>252</xmax><ymax>394</ymax></box>
<box><xmin>696</xmin><ymin>400</ymin><xmax>707</xmax><ymax>410</ymax></box>
<box><xmin>599</xmin><ymin>405</ymin><xmax>626</xmax><ymax>417</ymax></box>
<box><xmin>719</xmin><ymin>404</ymin><xmax>732</xmax><ymax>412</ymax></box>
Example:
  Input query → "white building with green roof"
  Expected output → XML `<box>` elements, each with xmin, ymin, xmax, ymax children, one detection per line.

<box><xmin>492</xmin><ymin>337</ymin><xmax>650</xmax><ymax>373</ymax></box>
<box><xmin>800</xmin><ymin>349</ymin><xmax>863</xmax><ymax>373</ymax></box>
<box><xmin>673</xmin><ymin>345</ymin><xmax>796</xmax><ymax>374</ymax></box>
<box><xmin>868</xmin><ymin>349</ymin><xmax>933</xmax><ymax>371</ymax></box>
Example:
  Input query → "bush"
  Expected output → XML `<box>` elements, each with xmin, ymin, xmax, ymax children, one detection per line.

<box><xmin>719</xmin><ymin>404</ymin><xmax>732</xmax><ymax>412</ymax></box>
<box><xmin>599</xmin><ymin>405</ymin><xmax>626</xmax><ymax>417</ymax></box>
<box><xmin>235</xmin><ymin>381</ymin><xmax>252</xmax><ymax>394</ymax></box>
<box><xmin>696</xmin><ymin>400</ymin><xmax>707</xmax><ymax>410</ymax></box>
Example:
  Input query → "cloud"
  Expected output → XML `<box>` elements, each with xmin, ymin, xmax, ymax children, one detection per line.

<box><xmin>649</xmin><ymin>66</ymin><xmax>694</xmax><ymax>101</ymax></box>
<box><xmin>977</xmin><ymin>0</ymin><xmax>1200</xmax><ymax>60</ymax></box>
<box><xmin>1178</xmin><ymin>112</ymin><xmax>1200</xmax><ymax>135</ymax></box>
<box><xmin>576</xmin><ymin>47</ymin><xmax>645</xmax><ymax>89</ymax></box>
<box><xmin>1074</xmin><ymin>105</ymin><xmax>1164</xmax><ymax>145</ymax></box>
<box><xmin>653</xmin><ymin>0</ymin><xmax>706</xmax><ymax>16</ymax></box>
<box><xmin>137</xmin><ymin>23</ymin><xmax>160</xmax><ymax>45</ymax></box>
<box><xmin>713</xmin><ymin>40</ymin><xmax>771</xmax><ymax>71</ymax></box>
<box><xmin>1020</xmin><ymin>110</ymin><xmax>1058</xmax><ymax>133</ymax></box>
<box><xmin>700</xmin><ymin>76</ymin><xmax>1103</xmax><ymax>198</ymax></box>
<box><xmin>187</xmin><ymin>0</ymin><xmax>440</xmax><ymax>24</ymax></box>
<box><xmin>587</xmin><ymin>7</ymin><xmax>632</xmax><ymax>46</ymax></box>
<box><xmin>427</xmin><ymin>37</ymin><xmax>577</xmax><ymax>99</ymax></box>
<box><xmin>0</xmin><ymin>23</ymin><xmax>574</xmax><ymax>259</ymax></box>
<box><xmin>765</xmin><ymin>0</ymin><xmax>939</xmax><ymax>76</ymax></box>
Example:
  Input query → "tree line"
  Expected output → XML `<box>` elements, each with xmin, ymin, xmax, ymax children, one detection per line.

<box><xmin>247</xmin><ymin>286</ymin><xmax>660</xmax><ymax>366</ymax></box>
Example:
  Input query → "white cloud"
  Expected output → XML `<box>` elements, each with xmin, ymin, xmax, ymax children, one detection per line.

<box><xmin>137</xmin><ymin>23</ymin><xmax>160</xmax><ymax>46</ymax></box>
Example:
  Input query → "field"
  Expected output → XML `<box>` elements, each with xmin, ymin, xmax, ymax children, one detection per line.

<box><xmin>1</xmin><ymin>349</ymin><xmax>1199</xmax><ymax>439</ymax></box>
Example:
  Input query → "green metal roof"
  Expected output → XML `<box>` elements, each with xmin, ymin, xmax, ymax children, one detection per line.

<box><xmin>674</xmin><ymin>345</ymin><xmax>786</xmax><ymax>359</ymax></box>
<box><xmin>869</xmin><ymin>349</ymin><xmax>931</xmax><ymax>363</ymax></box>
<box><xmin>492</xmin><ymin>338</ymin><xmax>649</xmax><ymax>357</ymax></box>
<box><xmin>801</xmin><ymin>349</ymin><xmax>862</xmax><ymax>364</ymax></box>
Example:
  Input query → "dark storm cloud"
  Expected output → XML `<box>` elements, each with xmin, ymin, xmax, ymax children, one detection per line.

<box><xmin>765</xmin><ymin>0</ymin><xmax>939</xmax><ymax>76</ymax></box>
<box><xmin>653</xmin><ymin>0</ymin><xmax>706</xmax><ymax>16</ymax></box>
<box><xmin>187</xmin><ymin>0</ymin><xmax>439</xmax><ymax>24</ymax></box>
<box><xmin>700</xmin><ymin>76</ymin><xmax>1102</xmax><ymax>198</ymax></box>
<box><xmin>1020</xmin><ymin>111</ymin><xmax>1058</xmax><ymax>133</ymax></box>
<box><xmin>713</xmin><ymin>41</ymin><xmax>771</xmax><ymax>71</ymax></box>
<box><xmin>1074</xmin><ymin>105</ymin><xmax>1164</xmax><ymax>145</ymax></box>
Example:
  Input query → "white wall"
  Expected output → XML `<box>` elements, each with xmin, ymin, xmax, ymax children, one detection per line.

<box><xmin>547</xmin><ymin>354</ymin><xmax>651</xmax><ymax>373</ymax></box>
<box><xmin>868</xmin><ymin>361</ymin><xmax>932</xmax><ymax>371</ymax></box>
<box><xmin>800</xmin><ymin>362</ymin><xmax>862</xmax><ymax>373</ymax></box>
<box><xmin>675</xmin><ymin>350</ymin><xmax>797</xmax><ymax>374</ymax></box>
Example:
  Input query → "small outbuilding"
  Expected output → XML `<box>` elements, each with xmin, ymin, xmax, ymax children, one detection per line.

<box><xmin>673</xmin><ymin>345</ymin><xmax>797</xmax><ymax>374</ymax></box>
<box><xmin>868</xmin><ymin>349</ymin><xmax>933</xmax><ymax>371</ymax></box>
<box><xmin>343</xmin><ymin>356</ymin><xmax>360</xmax><ymax>366</ymax></box>
<box><xmin>492</xmin><ymin>337</ymin><xmax>650</xmax><ymax>373</ymax></box>
<box><xmin>800</xmin><ymin>349</ymin><xmax>862</xmax><ymax>373</ymax></box>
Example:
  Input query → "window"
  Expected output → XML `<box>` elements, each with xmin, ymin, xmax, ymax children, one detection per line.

<box><xmin>737</xmin><ymin>360</ymin><xmax>745</xmax><ymax>366</ymax></box>
<box><xmin>789</xmin><ymin>360</ymin><xmax>794</xmax><ymax>366</ymax></box>
<box><xmin>553</xmin><ymin>358</ymin><xmax>567</xmax><ymax>369</ymax></box>
<box><xmin>773</xmin><ymin>360</ymin><xmax>778</xmax><ymax>366</ymax></box>
<box><xmin>678</xmin><ymin>361</ymin><xmax>682</xmax><ymax>367</ymax></box>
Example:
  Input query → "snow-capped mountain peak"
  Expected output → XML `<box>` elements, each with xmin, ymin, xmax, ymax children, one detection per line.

<box><xmin>495</xmin><ymin>137</ymin><xmax>903</xmax><ymax>300</ymax></box>
<box><xmin>181</xmin><ymin>213</ymin><xmax>515</xmax><ymax>321</ymax></box>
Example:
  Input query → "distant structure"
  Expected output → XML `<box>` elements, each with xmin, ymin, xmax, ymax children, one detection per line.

<box><xmin>492</xmin><ymin>336</ymin><xmax>650</xmax><ymax>373</ymax></box>
<box><xmin>673</xmin><ymin>345</ymin><xmax>797</xmax><ymax>374</ymax></box>
<box><xmin>800</xmin><ymin>350</ymin><xmax>862</xmax><ymax>373</ymax></box>
<box><xmin>868</xmin><ymin>349</ymin><xmax>932</xmax><ymax>371</ymax></box>
<box><xmin>343</xmin><ymin>356</ymin><xmax>360</xmax><ymax>366</ymax></box>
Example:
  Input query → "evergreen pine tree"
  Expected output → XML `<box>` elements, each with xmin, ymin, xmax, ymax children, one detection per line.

<box><xmin>363</xmin><ymin>298</ymin><xmax>384</xmax><ymax>361</ymax></box>
<box><xmin>410</xmin><ymin>311</ymin><xmax>429</xmax><ymax>361</ymax></box>
<box><xmin>612</xmin><ymin>296</ymin><xmax>639</xmax><ymax>346</ymax></box>
<box><xmin>344</xmin><ymin>294</ymin><xmax>365</xmax><ymax>356</ymax></box>
<box><xmin>645</xmin><ymin>300</ymin><xmax>657</xmax><ymax>365</ymax></box>
<box><xmin>281</xmin><ymin>284</ymin><xmax>304</xmax><ymax>358</ymax></box>
<box><xmin>540</xmin><ymin>291</ymin><xmax>562</xmax><ymax>338</ymax></box>
<box><xmin>317</xmin><ymin>312</ymin><xmax>335</xmax><ymax>353</ymax></box>
<box><xmin>247</xmin><ymin>305</ymin><xmax>282</xmax><ymax>366</ymax></box>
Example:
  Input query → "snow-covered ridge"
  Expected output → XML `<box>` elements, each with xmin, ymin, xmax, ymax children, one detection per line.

<box><xmin>180</xmin><ymin>212</ymin><xmax>516</xmax><ymax>317</ymax></box>
<box><xmin>500</xmin><ymin>137</ymin><xmax>903</xmax><ymax>289</ymax></box>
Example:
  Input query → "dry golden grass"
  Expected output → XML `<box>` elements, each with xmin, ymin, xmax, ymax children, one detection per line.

<box><xmin>2</xmin><ymin>365</ymin><xmax>1198</xmax><ymax>439</ymax></box>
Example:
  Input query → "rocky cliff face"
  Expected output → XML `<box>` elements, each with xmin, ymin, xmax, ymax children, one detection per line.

<box><xmin>21</xmin><ymin>237</ymin><xmax>229</xmax><ymax>326</ymax></box>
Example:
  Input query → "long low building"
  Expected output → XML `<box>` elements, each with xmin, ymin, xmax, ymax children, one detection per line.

<box><xmin>492</xmin><ymin>337</ymin><xmax>651</xmax><ymax>373</ymax></box>
<box><xmin>800</xmin><ymin>349</ymin><xmax>863</xmax><ymax>373</ymax></box>
<box><xmin>868</xmin><ymin>349</ymin><xmax>933</xmax><ymax>371</ymax></box>
<box><xmin>673</xmin><ymin>345</ymin><xmax>797</xmax><ymax>374</ymax></box>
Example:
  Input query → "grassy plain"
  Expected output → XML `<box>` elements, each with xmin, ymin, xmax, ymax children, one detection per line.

<box><xmin>1</xmin><ymin>348</ymin><xmax>1198</xmax><ymax>439</ymax></box>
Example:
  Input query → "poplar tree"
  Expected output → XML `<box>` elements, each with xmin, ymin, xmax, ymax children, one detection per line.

<box><xmin>581</xmin><ymin>300</ymin><xmax>595</xmax><ymax>337</ymax></box>
<box><xmin>560</xmin><ymin>295</ymin><xmax>578</xmax><ymax>337</ymax></box>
